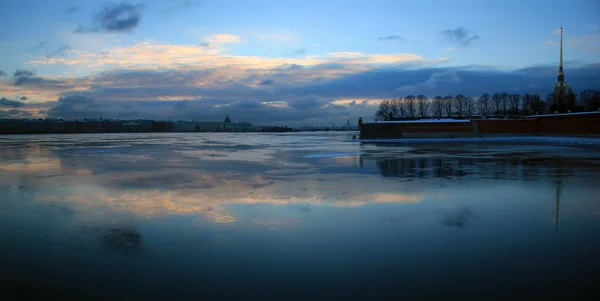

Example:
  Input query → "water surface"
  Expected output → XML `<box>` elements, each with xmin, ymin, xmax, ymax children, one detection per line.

<box><xmin>1</xmin><ymin>132</ymin><xmax>599</xmax><ymax>300</ymax></box>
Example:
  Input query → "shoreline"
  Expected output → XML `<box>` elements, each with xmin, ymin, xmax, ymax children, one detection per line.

<box><xmin>352</xmin><ymin>135</ymin><xmax>600</xmax><ymax>145</ymax></box>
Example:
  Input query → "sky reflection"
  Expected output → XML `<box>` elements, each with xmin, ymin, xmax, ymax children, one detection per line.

<box><xmin>1</xmin><ymin>133</ymin><xmax>600</xmax><ymax>300</ymax></box>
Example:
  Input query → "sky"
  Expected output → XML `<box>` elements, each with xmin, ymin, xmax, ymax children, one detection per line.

<box><xmin>0</xmin><ymin>0</ymin><xmax>599</xmax><ymax>125</ymax></box>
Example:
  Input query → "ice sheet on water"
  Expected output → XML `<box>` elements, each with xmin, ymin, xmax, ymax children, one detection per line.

<box><xmin>303</xmin><ymin>152</ymin><xmax>363</xmax><ymax>158</ymax></box>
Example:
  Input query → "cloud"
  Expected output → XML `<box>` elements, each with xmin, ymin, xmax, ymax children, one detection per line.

<box><xmin>441</xmin><ymin>27</ymin><xmax>480</xmax><ymax>47</ymax></box>
<box><xmin>12</xmin><ymin>69</ymin><xmax>42</xmax><ymax>86</ymax></box>
<box><xmin>11</xmin><ymin>35</ymin><xmax>600</xmax><ymax>125</ymax></box>
<box><xmin>44</xmin><ymin>95</ymin><xmax>329</xmax><ymax>123</ymax></box>
<box><xmin>205</xmin><ymin>34</ymin><xmax>241</xmax><ymax>44</ymax></box>
<box><xmin>13</xmin><ymin>69</ymin><xmax>36</xmax><ymax>78</ymax></box>
<box><xmin>0</xmin><ymin>70</ymin><xmax>6</xmax><ymax>77</ymax></box>
<box><xmin>444</xmin><ymin>47</ymin><xmax>455</xmax><ymax>51</ymax></box>
<box><xmin>397</xmin><ymin>70</ymin><xmax>460</xmax><ymax>92</ymax></box>
<box><xmin>6</xmin><ymin>61</ymin><xmax>600</xmax><ymax>124</ymax></box>
<box><xmin>20</xmin><ymin>96</ymin><xmax>28</xmax><ymax>101</ymax></box>
<box><xmin>46</xmin><ymin>44</ymin><xmax>72</xmax><ymax>58</ymax></box>
<box><xmin>31</xmin><ymin>41</ymin><xmax>48</xmax><ymax>52</ymax></box>
<box><xmin>46</xmin><ymin>95</ymin><xmax>103</xmax><ymax>119</ymax></box>
<box><xmin>293</xmin><ymin>48</ymin><xmax>307</xmax><ymax>57</ymax></box>
<box><xmin>65</xmin><ymin>6</ymin><xmax>80</xmax><ymax>14</ymax></box>
<box><xmin>377</xmin><ymin>35</ymin><xmax>406</xmax><ymax>42</ymax></box>
<box><xmin>259</xmin><ymin>79</ymin><xmax>275</xmax><ymax>86</ymax></box>
<box><xmin>286</xmin><ymin>95</ymin><xmax>324</xmax><ymax>111</ymax></box>
<box><xmin>27</xmin><ymin>40</ymin><xmax>432</xmax><ymax>77</ymax></box>
<box><xmin>0</xmin><ymin>97</ymin><xmax>25</xmax><ymax>108</ymax></box>
<box><xmin>0</xmin><ymin>109</ymin><xmax>32</xmax><ymax>119</ymax></box>
<box><xmin>76</xmin><ymin>2</ymin><xmax>143</xmax><ymax>33</ymax></box>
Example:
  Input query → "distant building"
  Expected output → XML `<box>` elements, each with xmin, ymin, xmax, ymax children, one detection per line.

<box><xmin>151</xmin><ymin>121</ymin><xmax>173</xmax><ymax>132</ymax></box>
<box><xmin>195</xmin><ymin>121</ymin><xmax>221</xmax><ymax>132</ymax></box>
<box><xmin>122</xmin><ymin>122</ymin><xmax>143</xmax><ymax>132</ymax></box>
<box><xmin>220</xmin><ymin>114</ymin><xmax>252</xmax><ymax>132</ymax></box>
<box><xmin>174</xmin><ymin>120</ymin><xmax>195</xmax><ymax>132</ymax></box>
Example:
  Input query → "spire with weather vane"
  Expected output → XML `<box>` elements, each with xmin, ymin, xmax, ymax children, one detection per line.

<box><xmin>557</xmin><ymin>26</ymin><xmax>564</xmax><ymax>83</ymax></box>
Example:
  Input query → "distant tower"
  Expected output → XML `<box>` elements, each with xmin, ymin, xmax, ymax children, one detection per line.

<box><xmin>553</xmin><ymin>26</ymin><xmax>572</xmax><ymax>112</ymax></box>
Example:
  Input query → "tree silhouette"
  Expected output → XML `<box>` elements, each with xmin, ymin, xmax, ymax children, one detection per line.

<box><xmin>454</xmin><ymin>94</ymin><xmax>467</xmax><ymax>117</ymax></box>
<box><xmin>374</xmin><ymin>88</ymin><xmax>597</xmax><ymax>122</ymax></box>
<box><xmin>509</xmin><ymin>94</ymin><xmax>520</xmax><ymax>117</ymax></box>
<box><xmin>478</xmin><ymin>93</ymin><xmax>491</xmax><ymax>118</ymax></box>
<box><xmin>442</xmin><ymin>95</ymin><xmax>453</xmax><ymax>117</ymax></box>
<box><xmin>375</xmin><ymin>99</ymin><xmax>394</xmax><ymax>121</ymax></box>
<box><xmin>393</xmin><ymin>98</ymin><xmax>405</xmax><ymax>118</ymax></box>
<box><xmin>501</xmin><ymin>93</ymin><xmax>510</xmax><ymax>117</ymax></box>
<box><xmin>491</xmin><ymin>93</ymin><xmax>502</xmax><ymax>117</ymax></box>
<box><xmin>466</xmin><ymin>96</ymin><xmax>476</xmax><ymax>117</ymax></box>
<box><xmin>417</xmin><ymin>95</ymin><xmax>429</xmax><ymax>118</ymax></box>
<box><xmin>403</xmin><ymin>95</ymin><xmax>417</xmax><ymax>119</ymax></box>
<box><xmin>522</xmin><ymin>94</ymin><xmax>534</xmax><ymax>116</ymax></box>
<box><xmin>432</xmin><ymin>96</ymin><xmax>444</xmax><ymax>118</ymax></box>
<box><xmin>580</xmin><ymin>89</ymin><xmax>600</xmax><ymax>111</ymax></box>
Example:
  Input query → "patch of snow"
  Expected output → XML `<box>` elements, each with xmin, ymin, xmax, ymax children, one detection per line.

<box><xmin>524</xmin><ymin>111</ymin><xmax>600</xmax><ymax>118</ymax></box>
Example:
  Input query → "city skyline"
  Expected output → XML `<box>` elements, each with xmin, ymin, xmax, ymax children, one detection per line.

<box><xmin>1</xmin><ymin>0</ymin><xmax>599</xmax><ymax>125</ymax></box>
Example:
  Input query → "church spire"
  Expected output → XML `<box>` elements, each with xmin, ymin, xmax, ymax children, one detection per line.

<box><xmin>558</xmin><ymin>26</ymin><xmax>564</xmax><ymax>82</ymax></box>
<box><xmin>553</xmin><ymin>26</ymin><xmax>572</xmax><ymax>112</ymax></box>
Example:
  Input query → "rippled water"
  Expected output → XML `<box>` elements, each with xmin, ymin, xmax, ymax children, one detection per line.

<box><xmin>1</xmin><ymin>132</ymin><xmax>599</xmax><ymax>300</ymax></box>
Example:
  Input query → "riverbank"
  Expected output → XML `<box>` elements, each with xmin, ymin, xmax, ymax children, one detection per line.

<box><xmin>359</xmin><ymin>111</ymin><xmax>600</xmax><ymax>139</ymax></box>
<box><xmin>353</xmin><ymin>135</ymin><xmax>600</xmax><ymax>146</ymax></box>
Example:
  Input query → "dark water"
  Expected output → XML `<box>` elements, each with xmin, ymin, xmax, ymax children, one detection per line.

<box><xmin>1</xmin><ymin>132</ymin><xmax>599</xmax><ymax>300</ymax></box>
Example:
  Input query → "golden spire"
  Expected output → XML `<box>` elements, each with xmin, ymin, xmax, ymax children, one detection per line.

<box><xmin>557</xmin><ymin>26</ymin><xmax>564</xmax><ymax>83</ymax></box>
<box><xmin>559</xmin><ymin>26</ymin><xmax>563</xmax><ymax>73</ymax></box>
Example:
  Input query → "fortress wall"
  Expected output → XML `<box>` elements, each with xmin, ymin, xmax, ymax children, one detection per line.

<box><xmin>360</xmin><ymin>112</ymin><xmax>600</xmax><ymax>139</ymax></box>
<box><xmin>475</xmin><ymin>120</ymin><xmax>537</xmax><ymax>134</ymax></box>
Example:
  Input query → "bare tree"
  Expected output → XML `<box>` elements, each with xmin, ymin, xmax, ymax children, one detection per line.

<box><xmin>545</xmin><ymin>93</ymin><xmax>555</xmax><ymax>113</ymax></box>
<box><xmin>465</xmin><ymin>96</ymin><xmax>475</xmax><ymax>117</ymax></box>
<box><xmin>522</xmin><ymin>94</ymin><xmax>533</xmax><ymax>116</ymax></box>
<box><xmin>375</xmin><ymin>99</ymin><xmax>401</xmax><ymax>120</ymax></box>
<box><xmin>375</xmin><ymin>99</ymin><xmax>392</xmax><ymax>121</ymax></box>
<box><xmin>454</xmin><ymin>94</ymin><xmax>467</xmax><ymax>117</ymax></box>
<box><xmin>403</xmin><ymin>95</ymin><xmax>417</xmax><ymax>119</ymax></box>
<box><xmin>432</xmin><ymin>95</ymin><xmax>444</xmax><ymax>118</ymax></box>
<box><xmin>579</xmin><ymin>89</ymin><xmax>600</xmax><ymax>111</ymax></box>
<box><xmin>534</xmin><ymin>94</ymin><xmax>547</xmax><ymax>115</ymax></box>
<box><xmin>509</xmin><ymin>94</ymin><xmax>520</xmax><ymax>117</ymax></box>
<box><xmin>478</xmin><ymin>93</ymin><xmax>491</xmax><ymax>117</ymax></box>
<box><xmin>391</xmin><ymin>98</ymin><xmax>404</xmax><ymax>119</ymax></box>
<box><xmin>442</xmin><ymin>95</ymin><xmax>454</xmax><ymax>117</ymax></box>
<box><xmin>491</xmin><ymin>93</ymin><xmax>503</xmax><ymax>117</ymax></box>
<box><xmin>416</xmin><ymin>95</ymin><xmax>429</xmax><ymax>118</ymax></box>
<box><xmin>501</xmin><ymin>93</ymin><xmax>510</xmax><ymax>117</ymax></box>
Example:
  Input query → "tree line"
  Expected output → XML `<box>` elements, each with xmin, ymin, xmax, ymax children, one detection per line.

<box><xmin>375</xmin><ymin>89</ymin><xmax>600</xmax><ymax>121</ymax></box>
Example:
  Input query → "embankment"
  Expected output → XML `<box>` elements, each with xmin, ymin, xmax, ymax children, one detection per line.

<box><xmin>359</xmin><ymin>111</ymin><xmax>600</xmax><ymax>139</ymax></box>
